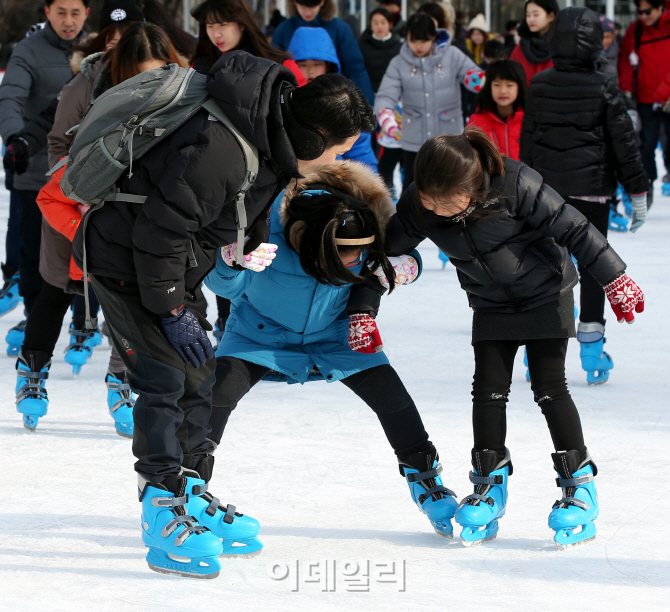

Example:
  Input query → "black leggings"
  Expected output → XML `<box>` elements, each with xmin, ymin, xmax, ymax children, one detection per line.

<box><xmin>567</xmin><ymin>199</ymin><xmax>609</xmax><ymax>326</ymax></box>
<box><xmin>472</xmin><ymin>338</ymin><xmax>585</xmax><ymax>456</ymax></box>
<box><xmin>378</xmin><ymin>146</ymin><xmax>403</xmax><ymax>192</ymax></box>
<box><xmin>211</xmin><ymin>357</ymin><xmax>431</xmax><ymax>458</ymax></box>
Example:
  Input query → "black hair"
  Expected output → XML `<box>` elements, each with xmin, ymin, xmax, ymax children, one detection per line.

<box><xmin>369</xmin><ymin>7</ymin><xmax>393</xmax><ymax>26</ymax></box>
<box><xmin>45</xmin><ymin>0</ymin><xmax>90</xmax><ymax>6</ymax></box>
<box><xmin>417</xmin><ymin>2</ymin><xmax>447</xmax><ymax>29</ymax></box>
<box><xmin>137</xmin><ymin>0</ymin><xmax>197</xmax><ymax>59</ymax></box>
<box><xmin>285</xmin><ymin>191</ymin><xmax>395</xmax><ymax>290</ymax></box>
<box><xmin>517</xmin><ymin>0</ymin><xmax>559</xmax><ymax>38</ymax></box>
<box><xmin>406</xmin><ymin>13</ymin><xmax>437</xmax><ymax>41</ymax></box>
<box><xmin>476</xmin><ymin>59</ymin><xmax>526</xmax><ymax>114</ymax></box>
<box><xmin>505</xmin><ymin>19</ymin><xmax>519</xmax><ymax>31</ymax></box>
<box><xmin>634</xmin><ymin>0</ymin><xmax>664</xmax><ymax>7</ymax></box>
<box><xmin>291</xmin><ymin>74</ymin><xmax>375</xmax><ymax>147</ymax></box>
<box><xmin>483</xmin><ymin>39</ymin><xmax>507</xmax><ymax>59</ymax></box>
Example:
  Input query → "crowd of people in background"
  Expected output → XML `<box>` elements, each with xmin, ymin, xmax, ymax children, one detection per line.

<box><xmin>0</xmin><ymin>0</ymin><xmax>662</xmax><ymax>578</ymax></box>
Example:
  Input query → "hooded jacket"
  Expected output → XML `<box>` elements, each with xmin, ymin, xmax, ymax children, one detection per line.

<box><xmin>619</xmin><ymin>10</ymin><xmax>670</xmax><ymax>104</ymax></box>
<box><xmin>0</xmin><ymin>23</ymin><xmax>86</xmax><ymax>191</ymax></box>
<box><xmin>205</xmin><ymin>161</ymin><xmax>407</xmax><ymax>384</ymax></box>
<box><xmin>271</xmin><ymin>0</ymin><xmax>375</xmax><ymax>102</ymax></box>
<box><xmin>467</xmin><ymin>109</ymin><xmax>524</xmax><ymax>161</ymax></box>
<box><xmin>374</xmin><ymin>30</ymin><xmax>482</xmax><ymax>152</ymax></box>
<box><xmin>358</xmin><ymin>29</ymin><xmax>403</xmax><ymax>93</ymax></box>
<box><xmin>520</xmin><ymin>7</ymin><xmax>648</xmax><ymax>199</ymax></box>
<box><xmin>72</xmin><ymin>52</ymin><xmax>302</xmax><ymax>315</ymax></box>
<box><xmin>385</xmin><ymin>158</ymin><xmax>625</xmax><ymax>315</ymax></box>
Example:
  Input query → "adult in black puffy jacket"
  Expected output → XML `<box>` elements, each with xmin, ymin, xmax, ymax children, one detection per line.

<box><xmin>71</xmin><ymin>52</ymin><xmax>375</xmax><ymax>576</ymax></box>
<box><xmin>520</xmin><ymin>7</ymin><xmax>648</xmax><ymax>385</ymax></box>
<box><xmin>383</xmin><ymin>126</ymin><xmax>645</xmax><ymax>547</ymax></box>
<box><xmin>358</xmin><ymin>8</ymin><xmax>402</xmax><ymax>93</ymax></box>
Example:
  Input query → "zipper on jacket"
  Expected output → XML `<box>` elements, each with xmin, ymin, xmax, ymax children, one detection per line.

<box><xmin>461</xmin><ymin>221</ymin><xmax>522</xmax><ymax>311</ymax></box>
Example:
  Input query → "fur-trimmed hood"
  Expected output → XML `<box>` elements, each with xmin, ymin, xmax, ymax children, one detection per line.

<box><xmin>280</xmin><ymin>160</ymin><xmax>395</xmax><ymax>245</ymax></box>
<box><xmin>287</xmin><ymin>0</ymin><xmax>338</xmax><ymax>21</ymax></box>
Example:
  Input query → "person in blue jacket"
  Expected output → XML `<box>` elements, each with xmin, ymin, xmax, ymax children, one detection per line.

<box><xmin>288</xmin><ymin>26</ymin><xmax>378</xmax><ymax>171</ymax></box>
<box><xmin>273</xmin><ymin>0</ymin><xmax>375</xmax><ymax>103</ymax></box>
<box><xmin>204</xmin><ymin>160</ymin><xmax>460</xmax><ymax>539</ymax></box>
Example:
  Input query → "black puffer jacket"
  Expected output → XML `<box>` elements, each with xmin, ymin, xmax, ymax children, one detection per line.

<box><xmin>73</xmin><ymin>52</ymin><xmax>300</xmax><ymax>315</ymax></box>
<box><xmin>519</xmin><ymin>7</ymin><xmax>647</xmax><ymax>199</ymax></box>
<box><xmin>385</xmin><ymin>159</ymin><xmax>625</xmax><ymax>313</ymax></box>
<box><xmin>358</xmin><ymin>31</ymin><xmax>402</xmax><ymax>93</ymax></box>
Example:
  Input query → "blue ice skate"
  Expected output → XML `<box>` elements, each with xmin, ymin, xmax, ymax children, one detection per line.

<box><xmin>0</xmin><ymin>273</ymin><xmax>22</xmax><ymax>317</ymax></box>
<box><xmin>399</xmin><ymin>447</ymin><xmax>458</xmax><ymax>538</ymax></box>
<box><xmin>548</xmin><ymin>450</ymin><xmax>598</xmax><ymax>549</ymax></box>
<box><xmin>15</xmin><ymin>351</ymin><xmax>50</xmax><ymax>431</ymax></box>
<box><xmin>617</xmin><ymin>185</ymin><xmax>633</xmax><ymax>217</ymax></box>
<box><xmin>455</xmin><ymin>448</ymin><xmax>511</xmax><ymax>546</ymax></box>
<box><xmin>608</xmin><ymin>207</ymin><xmax>629</xmax><ymax>232</ymax></box>
<box><xmin>140</xmin><ymin>476</ymin><xmax>223</xmax><ymax>578</ymax></box>
<box><xmin>523</xmin><ymin>348</ymin><xmax>530</xmax><ymax>382</ymax></box>
<box><xmin>64</xmin><ymin>325</ymin><xmax>94</xmax><ymax>376</ymax></box>
<box><xmin>183</xmin><ymin>473</ymin><xmax>263</xmax><ymax>557</ymax></box>
<box><xmin>577</xmin><ymin>322</ymin><xmax>613</xmax><ymax>385</ymax></box>
<box><xmin>6</xmin><ymin>319</ymin><xmax>26</xmax><ymax>356</ymax></box>
<box><xmin>89</xmin><ymin>329</ymin><xmax>103</xmax><ymax>348</ymax></box>
<box><xmin>663</xmin><ymin>181</ymin><xmax>670</xmax><ymax>197</ymax></box>
<box><xmin>105</xmin><ymin>372</ymin><xmax>134</xmax><ymax>438</ymax></box>
<box><xmin>438</xmin><ymin>250</ymin><xmax>450</xmax><ymax>269</ymax></box>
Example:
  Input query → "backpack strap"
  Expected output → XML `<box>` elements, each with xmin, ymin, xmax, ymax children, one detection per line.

<box><xmin>202</xmin><ymin>98</ymin><xmax>259</xmax><ymax>264</ymax></box>
<box><xmin>634</xmin><ymin>20</ymin><xmax>643</xmax><ymax>53</ymax></box>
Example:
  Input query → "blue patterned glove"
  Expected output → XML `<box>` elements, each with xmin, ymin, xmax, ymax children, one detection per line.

<box><xmin>160</xmin><ymin>308</ymin><xmax>214</xmax><ymax>368</ymax></box>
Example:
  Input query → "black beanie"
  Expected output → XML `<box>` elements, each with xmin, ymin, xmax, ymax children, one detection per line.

<box><xmin>99</xmin><ymin>0</ymin><xmax>145</xmax><ymax>31</ymax></box>
<box><xmin>517</xmin><ymin>0</ymin><xmax>560</xmax><ymax>38</ymax></box>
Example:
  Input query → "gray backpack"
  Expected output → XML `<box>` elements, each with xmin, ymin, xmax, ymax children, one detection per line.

<box><xmin>48</xmin><ymin>64</ymin><xmax>259</xmax><ymax>329</ymax></box>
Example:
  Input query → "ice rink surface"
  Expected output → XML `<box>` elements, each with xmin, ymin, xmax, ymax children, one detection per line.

<box><xmin>0</xmin><ymin>165</ymin><xmax>668</xmax><ymax>611</ymax></box>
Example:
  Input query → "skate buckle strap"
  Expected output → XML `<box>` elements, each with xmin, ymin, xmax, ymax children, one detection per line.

<box><xmin>106</xmin><ymin>380</ymin><xmax>132</xmax><ymax>392</ymax></box>
<box><xmin>418</xmin><ymin>485</ymin><xmax>456</xmax><ymax>505</ymax></box>
<box><xmin>556</xmin><ymin>474</ymin><xmax>593</xmax><ymax>488</ymax></box>
<box><xmin>15</xmin><ymin>383</ymin><xmax>48</xmax><ymax>404</ymax></box>
<box><xmin>469</xmin><ymin>471</ymin><xmax>503</xmax><ymax>485</ymax></box>
<box><xmin>161</xmin><ymin>515</ymin><xmax>208</xmax><ymax>545</ymax></box>
<box><xmin>191</xmin><ymin>483</ymin><xmax>207</xmax><ymax>495</ymax></box>
<box><xmin>17</xmin><ymin>370</ymin><xmax>48</xmax><ymax>380</ymax></box>
<box><xmin>553</xmin><ymin>496</ymin><xmax>590</xmax><ymax>510</ymax></box>
<box><xmin>151</xmin><ymin>495</ymin><xmax>188</xmax><ymax>508</ymax></box>
<box><xmin>203</xmin><ymin>495</ymin><xmax>235</xmax><ymax>523</ymax></box>
<box><xmin>63</xmin><ymin>341</ymin><xmax>92</xmax><ymax>353</ymax></box>
<box><xmin>406</xmin><ymin>463</ymin><xmax>443</xmax><ymax>482</ymax></box>
<box><xmin>460</xmin><ymin>493</ymin><xmax>495</xmax><ymax>507</ymax></box>
<box><xmin>109</xmin><ymin>397</ymin><xmax>134</xmax><ymax>413</ymax></box>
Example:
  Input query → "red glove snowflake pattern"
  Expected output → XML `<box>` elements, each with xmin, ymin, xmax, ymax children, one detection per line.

<box><xmin>348</xmin><ymin>313</ymin><xmax>384</xmax><ymax>354</ymax></box>
<box><xmin>604</xmin><ymin>273</ymin><xmax>645</xmax><ymax>323</ymax></box>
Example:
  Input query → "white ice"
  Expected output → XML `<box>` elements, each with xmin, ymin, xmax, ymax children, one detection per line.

<box><xmin>0</xmin><ymin>159</ymin><xmax>668</xmax><ymax>611</ymax></box>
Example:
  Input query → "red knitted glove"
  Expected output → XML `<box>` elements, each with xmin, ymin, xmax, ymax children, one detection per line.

<box><xmin>348</xmin><ymin>313</ymin><xmax>383</xmax><ymax>353</ymax></box>
<box><xmin>604</xmin><ymin>273</ymin><xmax>645</xmax><ymax>323</ymax></box>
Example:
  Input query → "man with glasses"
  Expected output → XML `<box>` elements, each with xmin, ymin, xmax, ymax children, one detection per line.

<box><xmin>619</xmin><ymin>0</ymin><xmax>670</xmax><ymax>206</ymax></box>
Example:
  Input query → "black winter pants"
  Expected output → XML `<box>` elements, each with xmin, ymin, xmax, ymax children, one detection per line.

<box><xmin>90</xmin><ymin>275</ymin><xmax>216</xmax><ymax>482</ymax></box>
<box><xmin>378</xmin><ymin>147</ymin><xmax>403</xmax><ymax>193</ymax></box>
<box><xmin>638</xmin><ymin>103</ymin><xmax>670</xmax><ymax>183</ymax></box>
<box><xmin>16</xmin><ymin>189</ymin><xmax>43</xmax><ymax>313</ymax></box>
<box><xmin>567</xmin><ymin>199</ymin><xmax>609</xmax><ymax>326</ymax></box>
<box><xmin>472</xmin><ymin>338</ymin><xmax>585</xmax><ymax>456</ymax></box>
<box><xmin>211</xmin><ymin>357</ymin><xmax>431</xmax><ymax>458</ymax></box>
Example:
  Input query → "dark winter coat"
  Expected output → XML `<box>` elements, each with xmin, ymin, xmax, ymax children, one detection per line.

<box><xmin>358</xmin><ymin>31</ymin><xmax>402</xmax><ymax>93</ymax></box>
<box><xmin>385</xmin><ymin>159</ymin><xmax>626</xmax><ymax>314</ymax></box>
<box><xmin>520</xmin><ymin>8</ymin><xmax>648</xmax><ymax>199</ymax></box>
<box><xmin>0</xmin><ymin>23</ymin><xmax>86</xmax><ymax>191</ymax></box>
<box><xmin>72</xmin><ymin>52</ymin><xmax>301</xmax><ymax>315</ymax></box>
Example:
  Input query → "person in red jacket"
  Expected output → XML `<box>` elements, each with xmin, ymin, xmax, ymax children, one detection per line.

<box><xmin>510</xmin><ymin>0</ymin><xmax>558</xmax><ymax>86</ymax></box>
<box><xmin>619</xmin><ymin>0</ymin><xmax>670</xmax><ymax>197</ymax></box>
<box><xmin>467</xmin><ymin>59</ymin><xmax>526</xmax><ymax>160</ymax></box>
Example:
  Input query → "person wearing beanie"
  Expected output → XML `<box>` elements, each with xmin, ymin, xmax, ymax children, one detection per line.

<box><xmin>466</xmin><ymin>13</ymin><xmax>494</xmax><ymax>65</ymax></box>
<box><xmin>511</xmin><ymin>0</ymin><xmax>558</xmax><ymax>85</ymax></box>
<box><xmin>99</xmin><ymin>0</ymin><xmax>145</xmax><ymax>31</ymax></box>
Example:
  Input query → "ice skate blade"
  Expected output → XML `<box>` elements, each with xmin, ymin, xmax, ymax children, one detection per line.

<box><xmin>147</xmin><ymin>563</ymin><xmax>220</xmax><ymax>579</ymax></box>
<box><xmin>221</xmin><ymin>536</ymin><xmax>263</xmax><ymax>557</ymax></box>
<box><xmin>461</xmin><ymin>533</ymin><xmax>497</xmax><ymax>547</ymax></box>
<box><xmin>555</xmin><ymin>534</ymin><xmax>596</xmax><ymax>550</ymax></box>
<box><xmin>220</xmin><ymin>548</ymin><xmax>263</xmax><ymax>559</ymax></box>
<box><xmin>115</xmin><ymin>429</ymin><xmax>133</xmax><ymax>439</ymax></box>
<box><xmin>433</xmin><ymin>528</ymin><xmax>454</xmax><ymax>539</ymax></box>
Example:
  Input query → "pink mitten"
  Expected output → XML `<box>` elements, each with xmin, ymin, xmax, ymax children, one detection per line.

<box><xmin>371</xmin><ymin>254</ymin><xmax>419</xmax><ymax>289</ymax></box>
<box><xmin>221</xmin><ymin>242</ymin><xmax>278</xmax><ymax>272</ymax></box>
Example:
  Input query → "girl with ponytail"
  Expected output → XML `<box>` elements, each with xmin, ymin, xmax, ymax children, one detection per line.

<box><xmin>384</xmin><ymin>124</ymin><xmax>646</xmax><ymax>548</ymax></box>
<box><xmin>205</xmin><ymin>160</ymin><xmax>462</xmax><ymax>541</ymax></box>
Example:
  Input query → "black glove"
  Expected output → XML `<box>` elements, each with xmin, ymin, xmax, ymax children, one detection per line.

<box><xmin>3</xmin><ymin>137</ymin><xmax>30</xmax><ymax>175</ymax></box>
<box><xmin>159</xmin><ymin>307</ymin><xmax>214</xmax><ymax>368</ymax></box>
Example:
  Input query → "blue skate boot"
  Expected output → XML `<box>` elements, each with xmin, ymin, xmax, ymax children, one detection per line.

<box><xmin>0</xmin><ymin>267</ymin><xmax>22</xmax><ymax>317</ymax></box>
<box><xmin>438</xmin><ymin>250</ymin><xmax>450</xmax><ymax>269</ymax></box>
<box><xmin>88</xmin><ymin>328</ymin><xmax>103</xmax><ymax>348</ymax></box>
<box><xmin>455</xmin><ymin>448</ymin><xmax>512</xmax><ymax>546</ymax></box>
<box><xmin>105</xmin><ymin>371</ymin><xmax>134</xmax><ymax>438</ymax></box>
<box><xmin>616</xmin><ymin>185</ymin><xmax>633</xmax><ymax>217</ymax></box>
<box><xmin>399</xmin><ymin>445</ymin><xmax>458</xmax><ymax>538</ymax></box>
<box><xmin>183</xmin><ymin>456</ymin><xmax>263</xmax><ymax>557</ymax></box>
<box><xmin>15</xmin><ymin>350</ymin><xmax>50</xmax><ymax>431</ymax></box>
<box><xmin>663</xmin><ymin>173</ymin><xmax>670</xmax><ymax>197</ymax></box>
<box><xmin>608</xmin><ymin>204</ymin><xmax>629</xmax><ymax>232</ymax></box>
<box><xmin>577</xmin><ymin>322</ymin><xmax>613</xmax><ymax>385</ymax></box>
<box><xmin>548</xmin><ymin>449</ymin><xmax>599</xmax><ymax>549</ymax></box>
<box><xmin>140</xmin><ymin>474</ymin><xmax>223</xmax><ymax>578</ymax></box>
<box><xmin>64</xmin><ymin>325</ymin><xmax>94</xmax><ymax>376</ymax></box>
<box><xmin>6</xmin><ymin>319</ymin><xmax>26</xmax><ymax>356</ymax></box>
<box><xmin>523</xmin><ymin>348</ymin><xmax>530</xmax><ymax>382</ymax></box>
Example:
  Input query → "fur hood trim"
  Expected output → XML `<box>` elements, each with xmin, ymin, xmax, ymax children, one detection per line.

<box><xmin>280</xmin><ymin>160</ymin><xmax>395</xmax><ymax>243</ymax></box>
<box><xmin>287</xmin><ymin>0</ymin><xmax>337</xmax><ymax>21</ymax></box>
